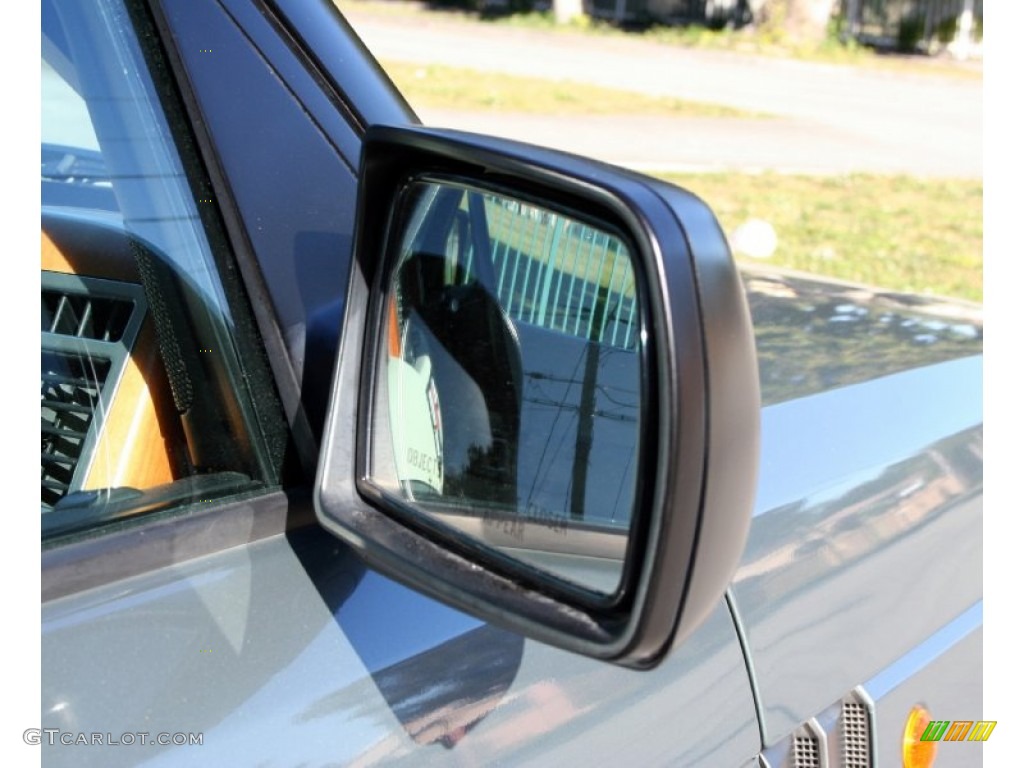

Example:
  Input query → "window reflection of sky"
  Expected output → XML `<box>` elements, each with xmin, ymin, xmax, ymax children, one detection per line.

<box><xmin>41</xmin><ymin>59</ymin><xmax>99</xmax><ymax>151</ymax></box>
<box><xmin>42</xmin><ymin>45</ymin><xmax>233</xmax><ymax>323</ymax></box>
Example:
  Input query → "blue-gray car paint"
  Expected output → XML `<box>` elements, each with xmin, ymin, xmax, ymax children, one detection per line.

<box><xmin>42</xmin><ymin>514</ymin><xmax>760</xmax><ymax>766</ymax></box>
<box><xmin>733</xmin><ymin>269</ymin><xmax>982</xmax><ymax>751</ymax></box>
<box><xmin>41</xmin><ymin>0</ymin><xmax>983</xmax><ymax>764</ymax></box>
<box><xmin>41</xmin><ymin>272</ymin><xmax>981</xmax><ymax>766</ymax></box>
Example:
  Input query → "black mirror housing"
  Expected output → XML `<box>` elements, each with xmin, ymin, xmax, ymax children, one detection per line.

<box><xmin>315</xmin><ymin>124</ymin><xmax>759</xmax><ymax>668</ymax></box>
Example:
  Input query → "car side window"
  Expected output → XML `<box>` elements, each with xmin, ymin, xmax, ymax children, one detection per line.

<box><xmin>41</xmin><ymin>0</ymin><xmax>285</xmax><ymax>540</ymax></box>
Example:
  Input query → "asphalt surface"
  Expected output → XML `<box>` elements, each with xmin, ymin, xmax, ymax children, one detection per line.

<box><xmin>341</xmin><ymin>5</ymin><xmax>982</xmax><ymax>177</ymax></box>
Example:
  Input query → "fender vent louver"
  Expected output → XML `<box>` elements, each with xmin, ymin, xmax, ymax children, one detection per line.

<box><xmin>41</xmin><ymin>272</ymin><xmax>146</xmax><ymax>508</ymax></box>
<box><xmin>792</xmin><ymin>731</ymin><xmax>822</xmax><ymax>768</ymax></box>
<box><xmin>761</xmin><ymin>688</ymin><xmax>876</xmax><ymax>768</ymax></box>
<box><xmin>840</xmin><ymin>699</ymin><xmax>871</xmax><ymax>767</ymax></box>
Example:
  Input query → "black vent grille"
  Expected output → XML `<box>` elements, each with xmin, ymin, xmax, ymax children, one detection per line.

<box><xmin>42</xmin><ymin>289</ymin><xmax>133</xmax><ymax>341</ymax></box>
<box><xmin>41</xmin><ymin>351</ymin><xmax>111</xmax><ymax>505</ymax></box>
<box><xmin>40</xmin><ymin>272</ymin><xmax>146</xmax><ymax>509</ymax></box>
<box><xmin>841</xmin><ymin>699</ymin><xmax>871</xmax><ymax>767</ymax></box>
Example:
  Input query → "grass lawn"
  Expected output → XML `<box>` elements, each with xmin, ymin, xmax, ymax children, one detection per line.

<box><xmin>380</xmin><ymin>60</ymin><xmax>766</xmax><ymax>117</ymax></box>
<box><xmin>657</xmin><ymin>172</ymin><xmax>982</xmax><ymax>302</ymax></box>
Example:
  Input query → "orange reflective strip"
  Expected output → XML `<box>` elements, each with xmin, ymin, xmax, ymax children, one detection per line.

<box><xmin>388</xmin><ymin>297</ymin><xmax>400</xmax><ymax>358</ymax></box>
<box><xmin>944</xmin><ymin>722</ymin><xmax>972</xmax><ymax>741</ymax></box>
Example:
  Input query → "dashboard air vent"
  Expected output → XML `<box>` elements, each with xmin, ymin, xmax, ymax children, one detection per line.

<box><xmin>41</xmin><ymin>352</ymin><xmax>111</xmax><ymax>506</ymax></box>
<box><xmin>40</xmin><ymin>271</ymin><xmax>146</xmax><ymax>508</ymax></box>
<box><xmin>42</xmin><ymin>288</ymin><xmax>133</xmax><ymax>341</ymax></box>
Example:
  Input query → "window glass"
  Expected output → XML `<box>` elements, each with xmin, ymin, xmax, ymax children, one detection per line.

<box><xmin>41</xmin><ymin>60</ymin><xmax>99</xmax><ymax>151</ymax></box>
<box><xmin>41</xmin><ymin>0</ymin><xmax>283</xmax><ymax>539</ymax></box>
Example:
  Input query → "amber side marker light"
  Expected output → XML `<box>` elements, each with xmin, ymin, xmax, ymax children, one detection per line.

<box><xmin>904</xmin><ymin>705</ymin><xmax>937</xmax><ymax>768</ymax></box>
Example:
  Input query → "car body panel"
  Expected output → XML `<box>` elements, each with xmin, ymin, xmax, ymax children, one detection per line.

<box><xmin>40</xmin><ymin>261</ymin><xmax>981</xmax><ymax>766</ymax></box>
<box><xmin>42</xmin><ymin>517</ymin><xmax>760</xmax><ymax>766</ymax></box>
<box><xmin>867</xmin><ymin>620</ymin><xmax>982</xmax><ymax>768</ymax></box>
<box><xmin>155</xmin><ymin>0</ymin><xmax>364</xmax><ymax>461</ymax></box>
<box><xmin>40</xmin><ymin>0</ymin><xmax>983</xmax><ymax>764</ymax></box>
<box><xmin>736</xmin><ymin>271</ymin><xmax>982</xmax><ymax>744</ymax></box>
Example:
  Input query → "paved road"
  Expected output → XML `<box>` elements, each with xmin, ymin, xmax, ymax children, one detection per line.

<box><xmin>341</xmin><ymin>6</ymin><xmax>982</xmax><ymax>177</ymax></box>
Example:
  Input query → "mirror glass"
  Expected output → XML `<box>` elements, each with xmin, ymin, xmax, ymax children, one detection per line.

<box><xmin>368</xmin><ymin>178</ymin><xmax>643</xmax><ymax>595</ymax></box>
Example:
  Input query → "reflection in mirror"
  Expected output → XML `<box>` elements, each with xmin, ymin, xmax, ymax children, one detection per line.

<box><xmin>369</xmin><ymin>178</ymin><xmax>642</xmax><ymax>595</ymax></box>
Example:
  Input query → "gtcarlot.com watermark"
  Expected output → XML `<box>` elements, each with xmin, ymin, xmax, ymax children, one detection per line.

<box><xmin>24</xmin><ymin>729</ymin><xmax>203</xmax><ymax>747</ymax></box>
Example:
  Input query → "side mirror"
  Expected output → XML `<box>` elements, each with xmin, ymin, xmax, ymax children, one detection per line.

<box><xmin>316</xmin><ymin>125</ymin><xmax>759</xmax><ymax>668</ymax></box>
